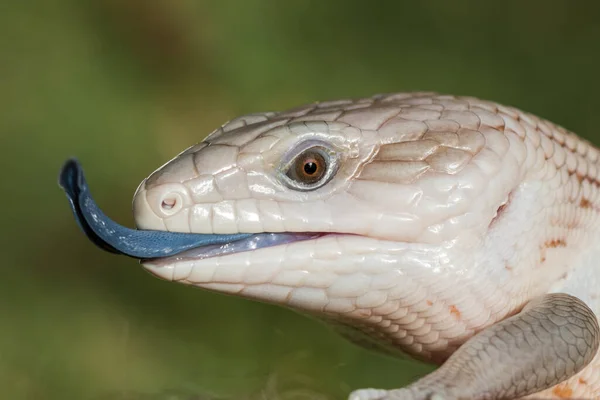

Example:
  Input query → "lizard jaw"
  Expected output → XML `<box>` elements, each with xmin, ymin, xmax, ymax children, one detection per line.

<box><xmin>138</xmin><ymin>233</ymin><xmax>401</xmax><ymax>299</ymax></box>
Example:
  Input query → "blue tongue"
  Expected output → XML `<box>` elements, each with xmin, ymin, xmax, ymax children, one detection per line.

<box><xmin>58</xmin><ymin>159</ymin><xmax>251</xmax><ymax>259</ymax></box>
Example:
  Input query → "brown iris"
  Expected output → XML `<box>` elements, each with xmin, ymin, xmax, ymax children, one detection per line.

<box><xmin>286</xmin><ymin>149</ymin><xmax>327</xmax><ymax>185</ymax></box>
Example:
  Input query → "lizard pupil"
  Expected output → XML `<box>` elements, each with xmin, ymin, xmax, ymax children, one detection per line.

<box><xmin>304</xmin><ymin>161</ymin><xmax>318</xmax><ymax>175</ymax></box>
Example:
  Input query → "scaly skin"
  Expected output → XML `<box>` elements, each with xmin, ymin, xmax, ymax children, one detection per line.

<box><xmin>132</xmin><ymin>92</ymin><xmax>600</xmax><ymax>399</ymax></box>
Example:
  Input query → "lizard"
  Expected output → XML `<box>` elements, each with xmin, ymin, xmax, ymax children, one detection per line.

<box><xmin>59</xmin><ymin>92</ymin><xmax>600</xmax><ymax>399</ymax></box>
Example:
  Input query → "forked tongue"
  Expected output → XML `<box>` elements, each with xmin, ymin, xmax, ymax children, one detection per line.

<box><xmin>58</xmin><ymin>159</ymin><xmax>251</xmax><ymax>259</ymax></box>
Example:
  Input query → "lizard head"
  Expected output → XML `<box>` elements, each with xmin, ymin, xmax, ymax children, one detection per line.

<box><xmin>130</xmin><ymin>94</ymin><xmax>522</xmax><ymax>318</ymax></box>
<box><xmin>61</xmin><ymin>93</ymin><xmax>531</xmax><ymax>358</ymax></box>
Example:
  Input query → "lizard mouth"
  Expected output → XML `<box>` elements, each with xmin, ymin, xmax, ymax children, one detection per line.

<box><xmin>144</xmin><ymin>232</ymin><xmax>328</xmax><ymax>266</ymax></box>
<box><xmin>58</xmin><ymin>159</ymin><xmax>324</xmax><ymax>262</ymax></box>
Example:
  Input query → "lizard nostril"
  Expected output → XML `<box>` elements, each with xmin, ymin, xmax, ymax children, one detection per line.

<box><xmin>159</xmin><ymin>193</ymin><xmax>183</xmax><ymax>216</ymax></box>
<box><xmin>161</xmin><ymin>198</ymin><xmax>176</xmax><ymax>210</ymax></box>
<box><xmin>142</xmin><ymin>183</ymin><xmax>191</xmax><ymax>221</ymax></box>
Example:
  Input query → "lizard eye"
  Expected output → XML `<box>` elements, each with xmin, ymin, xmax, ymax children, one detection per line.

<box><xmin>281</xmin><ymin>142</ymin><xmax>340</xmax><ymax>191</ymax></box>
<box><xmin>288</xmin><ymin>149</ymin><xmax>327</xmax><ymax>184</ymax></box>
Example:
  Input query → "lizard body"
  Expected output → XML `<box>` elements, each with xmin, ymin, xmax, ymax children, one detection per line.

<box><xmin>61</xmin><ymin>92</ymin><xmax>600</xmax><ymax>399</ymax></box>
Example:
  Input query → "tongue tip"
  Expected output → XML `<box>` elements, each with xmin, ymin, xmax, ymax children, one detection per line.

<box><xmin>57</xmin><ymin>158</ymin><xmax>124</xmax><ymax>256</ymax></box>
<box><xmin>58</xmin><ymin>158</ymin><xmax>83</xmax><ymax>198</ymax></box>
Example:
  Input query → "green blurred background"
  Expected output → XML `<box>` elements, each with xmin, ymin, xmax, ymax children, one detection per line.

<box><xmin>3</xmin><ymin>1</ymin><xmax>600</xmax><ymax>399</ymax></box>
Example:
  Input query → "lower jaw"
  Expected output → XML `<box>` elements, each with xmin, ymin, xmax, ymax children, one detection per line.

<box><xmin>142</xmin><ymin>232</ymin><xmax>328</xmax><ymax>266</ymax></box>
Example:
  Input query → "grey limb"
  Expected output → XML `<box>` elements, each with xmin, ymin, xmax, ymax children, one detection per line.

<box><xmin>349</xmin><ymin>293</ymin><xmax>600</xmax><ymax>400</ymax></box>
